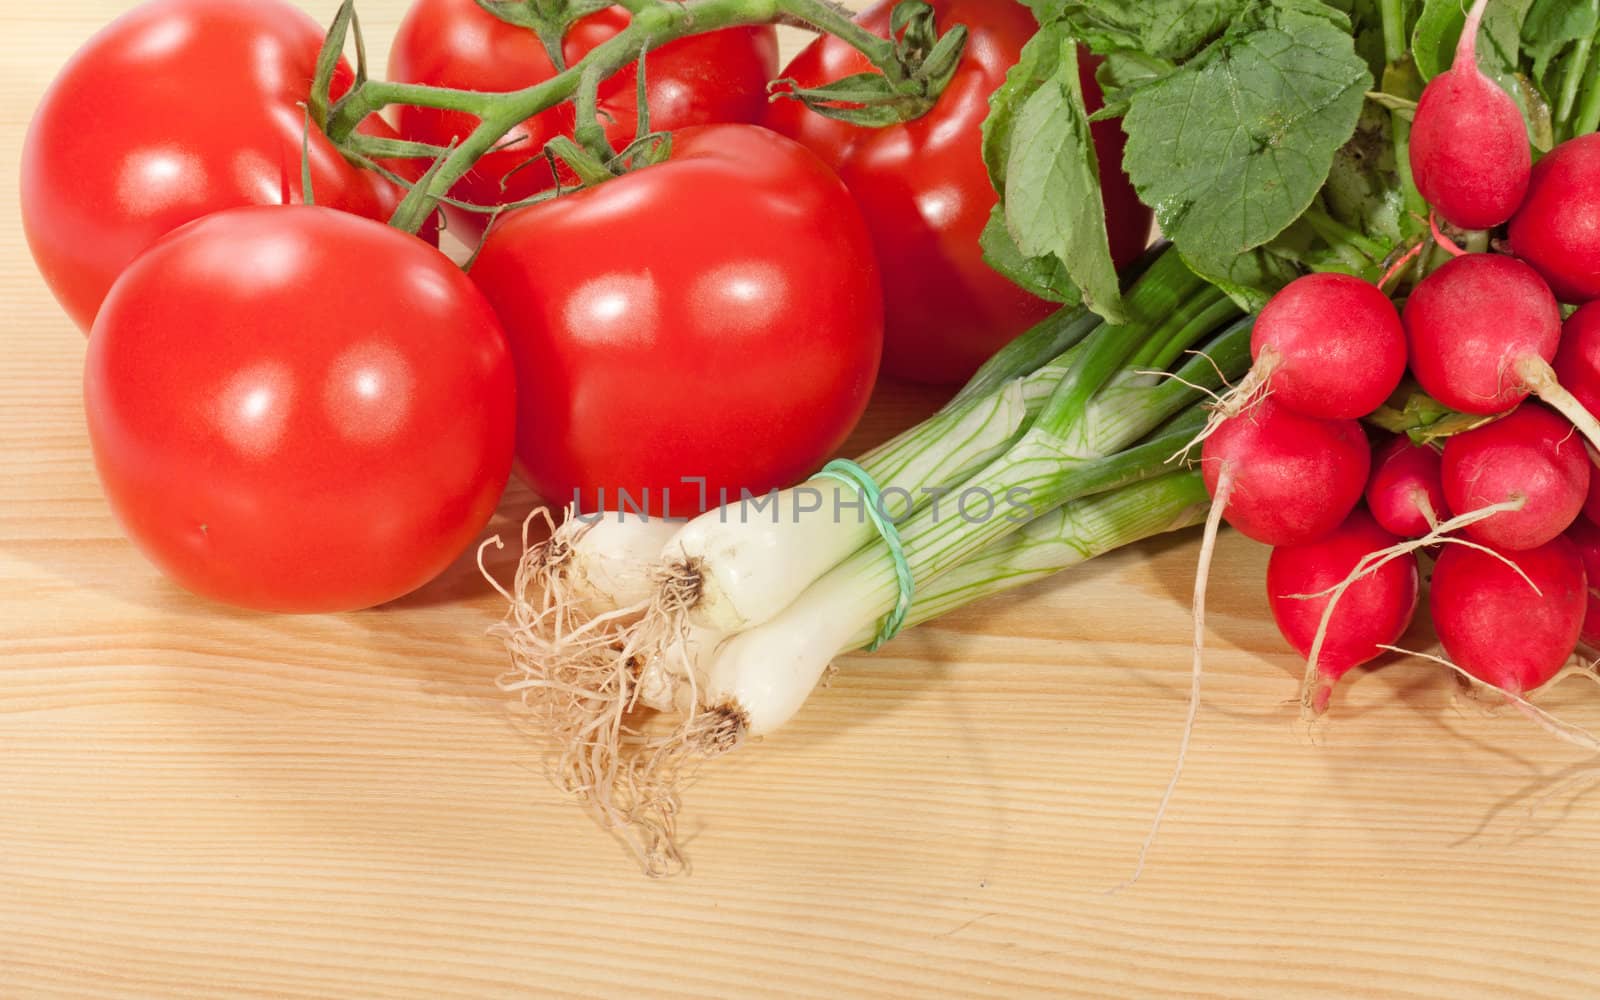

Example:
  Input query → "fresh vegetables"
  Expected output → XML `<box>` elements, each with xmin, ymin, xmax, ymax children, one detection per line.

<box><xmin>1554</xmin><ymin>301</ymin><xmax>1600</xmax><ymax>416</ymax></box>
<box><xmin>1171</xmin><ymin>0</ymin><xmax>1600</xmax><ymax>730</ymax></box>
<box><xmin>469</xmin><ymin>124</ymin><xmax>883</xmax><ymax>519</ymax></box>
<box><xmin>1407</xmin><ymin>0</ymin><xmax>1530</xmax><ymax>230</ymax></box>
<box><xmin>765</xmin><ymin>0</ymin><xmax>1149</xmax><ymax>384</ymax></box>
<box><xmin>1200</xmin><ymin>400</ymin><xmax>1371</xmax><ymax>547</ymax></box>
<box><xmin>388</xmin><ymin>0</ymin><xmax>776</xmax><ymax>240</ymax></box>
<box><xmin>1566</xmin><ymin>518</ymin><xmax>1600</xmax><ymax>649</ymax></box>
<box><xmin>1431</xmin><ymin>538</ymin><xmax>1587</xmax><ymax>697</ymax></box>
<box><xmin>1400</xmin><ymin>254</ymin><xmax>1568</xmax><ymax>419</ymax></box>
<box><xmin>30</xmin><ymin>0</ymin><xmax>1600</xmax><ymax>882</ymax></box>
<box><xmin>1266</xmin><ymin>508</ymin><xmax>1420</xmax><ymax>708</ymax></box>
<box><xmin>1239</xmin><ymin>273</ymin><xmax>1406</xmax><ymax>420</ymax></box>
<box><xmin>85</xmin><ymin>206</ymin><xmax>515</xmax><ymax>612</ymax></box>
<box><xmin>21</xmin><ymin>0</ymin><xmax>417</xmax><ymax>332</ymax></box>
<box><xmin>668</xmin><ymin>250</ymin><xmax>1215</xmax><ymax>637</ymax></box>
<box><xmin>1440</xmin><ymin>404</ymin><xmax>1590</xmax><ymax>552</ymax></box>
<box><xmin>1366</xmin><ymin>436</ymin><xmax>1449</xmax><ymax>539</ymax></box>
<box><xmin>1511</xmin><ymin>135</ymin><xmax>1600</xmax><ymax>303</ymax></box>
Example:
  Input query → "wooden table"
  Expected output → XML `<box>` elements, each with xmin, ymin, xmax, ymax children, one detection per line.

<box><xmin>5</xmin><ymin>3</ymin><xmax>1599</xmax><ymax>997</ymax></box>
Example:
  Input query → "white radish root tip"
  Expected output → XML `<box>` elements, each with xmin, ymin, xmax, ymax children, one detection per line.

<box><xmin>1121</xmin><ymin>472</ymin><xmax>1230</xmax><ymax>889</ymax></box>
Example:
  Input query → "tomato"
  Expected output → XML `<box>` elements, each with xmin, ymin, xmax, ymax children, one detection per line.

<box><xmin>764</xmin><ymin>0</ymin><xmax>1152</xmax><ymax>385</ymax></box>
<box><xmin>470</xmin><ymin>125</ymin><xmax>881</xmax><ymax>519</ymax></box>
<box><xmin>22</xmin><ymin>0</ymin><xmax>419</xmax><ymax>333</ymax></box>
<box><xmin>388</xmin><ymin>0</ymin><xmax>778</xmax><ymax>241</ymax></box>
<box><xmin>85</xmin><ymin>206</ymin><xmax>516</xmax><ymax>613</ymax></box>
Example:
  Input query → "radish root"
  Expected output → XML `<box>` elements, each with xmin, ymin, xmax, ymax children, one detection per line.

<box><xmin>1122</xmin><ymin>472</ymin><xmax>1231</xmax><ymax>888</ymax></box>
<box><xmin>1381</xmin><ymin>645</ymin><xmax>1600</xmax><ymax>753</ymax></box>
<box><xmin>1514</xmin><ymin>354</ymin><xmax>1600</xmax><ymax>459</ymax></box>
<box><xmin>1167</xmin><ymin>367</ymin><xmax>1276</xmax><ymax>467</ymax></box>
<box><xmin>1534</xmin><ymin>658</ymin><xmax>1600</xmax><ymax>698</ymax></box>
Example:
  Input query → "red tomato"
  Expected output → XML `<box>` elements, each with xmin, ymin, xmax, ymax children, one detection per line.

<box><xmin>388</xmin><ymin>0</ymin><xmax>778</xmax><ymax>241</ymax></box>
<box><xmin>470</xmin><ymin>125</ymin><xmax>882</xmax><ymax>519</ymax></box>
<box><xmin>765</xmin><ymin>0</ymin><xmax>1152</xmax><ymax>385</ymax></box>
<box><xmin>85</xmin><ymin>206</ymin><xmax>516</xmax><ymax>613</ymax></box>
<box><xmin>22</xmin><ymin>0</ymin><xmax>420</xmax><ymax>333</ymax></box>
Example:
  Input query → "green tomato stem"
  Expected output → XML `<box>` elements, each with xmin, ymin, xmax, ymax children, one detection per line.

<box><xmin>571</xmin><ymin>60</ymin><xmax>615</xmax><ymax>166</ymax></box>
<box><xmin>780</xmin><ymin>0</ymin><xmax>899</xmax><ymax>82</ymax></box>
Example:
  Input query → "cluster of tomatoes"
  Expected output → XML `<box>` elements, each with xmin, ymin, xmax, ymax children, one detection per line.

<box><xmin>22</xmin><ymin>0</ymin><xmax>1145</xmax><ymax>613</ymax></box>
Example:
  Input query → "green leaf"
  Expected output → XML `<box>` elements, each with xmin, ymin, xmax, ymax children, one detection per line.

<box><xmin>1091</xmin><ymin>50</ymin><xmax>1175</xmax><ymax>120</ymax></box>
<box><xmin>979</xmin><ymin>205</ymin><xmax>1078</xmax><ymax>304</ymax></box>
<box><xmin>1120</xmin><ymin>3</ymin><xmax>1371</xmax><ymax>297</ymax></box>
<box><xmin>1054</xmin><ymin>0</ymin><xmax>1247</xmax><ymax>62</ymax></box>
<box><xmin>1001</xmin><ymin>41</ymin><xmax>1125</xmax><ymax>321</ymax></box>
<box><xmin>1323</xmin><ymin>0</ymin><xmax>1402</xmax><ymax>79</ymax></box>
<box><xmin>980</xmin><ymin>23</ymin><xmax>1089</xmax><ymax>304</ymax></box>
<box><xmin>1366</xmin><ymin>378</ymin><xmax>1497</xmax><ymax>443</ymax></box>
<box><xmin>982</xmin><ymin>22</ymin><xmax>1067</xmax><ymax>190</ymax></box>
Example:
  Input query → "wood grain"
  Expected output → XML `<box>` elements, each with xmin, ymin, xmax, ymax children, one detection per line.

<box><xmin>4</xmin><ymin>4</ymin><xmax>1600</xmax><ymax>998</ymax></box>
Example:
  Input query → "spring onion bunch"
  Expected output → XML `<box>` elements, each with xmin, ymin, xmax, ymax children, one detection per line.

<box><xmin>483</xmin><ymin>248</ymin><xmax>1249</xmax><ymax>873</ymax></box>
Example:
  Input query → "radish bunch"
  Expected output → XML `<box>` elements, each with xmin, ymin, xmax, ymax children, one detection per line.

<box><xmin>1200</xmin><ymin>0</ymin><xmax>1600</xmax><ymax>713</ymax></box>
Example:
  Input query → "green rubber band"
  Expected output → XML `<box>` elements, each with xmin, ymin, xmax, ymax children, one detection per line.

<box><xmin>815</xmin><ymin>458</ymin><xmax>914</xmax><ymax>652</ymax></box>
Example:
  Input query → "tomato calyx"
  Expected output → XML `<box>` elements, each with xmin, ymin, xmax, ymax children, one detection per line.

<box><xmin>308</xmin><ymin>0</ymin><xmax>368</xmax><ymax>131</ymax></box>
<box><xmin>770</xmin><ymin>1</ymin><xmax>968</xmax><ymax>127</ymax></box>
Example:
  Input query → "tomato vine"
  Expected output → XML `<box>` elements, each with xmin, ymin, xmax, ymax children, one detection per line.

<box><xmin>314</xmin><ymin>0</ymin><xmax>968</xmax><ymax>234</ymax></box>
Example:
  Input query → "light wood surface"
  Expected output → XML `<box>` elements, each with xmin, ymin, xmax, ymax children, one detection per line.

<box><xmin>5</xmin><ymin>4</ymin><xmax>1600</xmax><ymax>998</ymax></box>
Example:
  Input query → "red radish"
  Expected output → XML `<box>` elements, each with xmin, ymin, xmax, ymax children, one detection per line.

<box><xmin>1441</xmin><ymin>403</ymin><xmax>1589</xmax><ymax>551</ymax></box>
<box><xmin>1244</xmin><ymin>273</ymin><xmax>1406</xmax><ymax>419</ymax></box>
<box><xmin>1399</xmin><ymin>252</ymin><xmax>1600</xmax><ymax>450</ymax></box>
<box><xmin>1365</xmin><ymin>436</ymin><xmax>1450</xmax><ymax>538</ymax></box>
<box><xmin>1552</xmin><ymin>300</ymin><xmax>1600</xmax><ymax>417</ymax></box>
<box><xmin>1407</xmin><ymin>0</ymin><xmax>1531</xmax><ymax>230</ymax></box>
<box><xmin>1509</xmin><ymin>133</ymin><xmax>1600</xmax><ymax>303</ymax></box>
<box><xmin>1267</xmin><ymin>508</ymin><xmax>1420</xmax><ymax>708</ymax></box>
<box><xmin>1430</xmin><ymin>536</ymin><xmax>1586</xmax><ymax>695</ymax></box>
<box><xmin>1200</xmin><ymin>397</ymin><xmax>1370</xmax><ymax>546</ymax></box>
<box><xmin>1585</xmin><ymin>464</ymin><xmax>1600</xmax><ymax>526</ymax></box>
<box><xmin>1566</xmin><ymin>518</ymin><xmax>1600</xmax><ymax>648</ymax></box>
<box><xmin>1402</xmin><ymin>253</ymin><xmax>1560</xmax><ymax>415</ymax></box>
